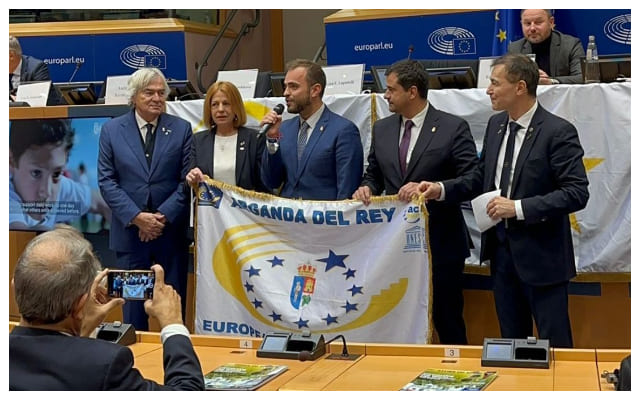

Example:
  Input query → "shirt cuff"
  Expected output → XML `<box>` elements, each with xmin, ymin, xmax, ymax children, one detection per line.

<box><xmin>160</xmin><ymin>323</ymin><xmax>190</xmax><ymax>344</ymax></box>
<box><xmin>437</xmin><ymin>182</ymin><xmax>446</xmax><ymax>201</ymax></box>
<box><xmin>515</xmin><ymin>199</ymin><xmax>524</xmax><ymax>220</ymax></box>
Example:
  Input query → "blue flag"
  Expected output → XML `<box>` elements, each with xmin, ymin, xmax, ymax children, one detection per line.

<box><xmin>492</xmin><ymin>9</ymin><xmax>520</xmax><ymax>56</ymax></box>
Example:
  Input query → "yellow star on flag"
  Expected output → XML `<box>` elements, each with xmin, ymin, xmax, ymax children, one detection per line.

<box><xmin>496</xmin><ymin>29</ymin><xmax>507</xmax><ymax>42</ymax></box>
<box><xmin>570</xmin><ymin>158</ymin><xmax>604</xmax><ymax>233</ymax></box>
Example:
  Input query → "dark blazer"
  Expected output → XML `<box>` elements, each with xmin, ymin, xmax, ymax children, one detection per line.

<box><xmin>360</xmin><ymin>106</ymin><xmax>478</xmax><ymax>265</ymax></box>
<box><xmin>261</xmin><ymin>106</ymin><xmax>363</xmax><ymax>200</ymax></box>
<box><xmin>443</xmin><ymin>105</ymin><xmax>589</xmax><ymax>285</ymax></box>
<box><xmin>509</xmin><ymin>30</ymin><xmax>585</xmax><ymax>84</ymax></box>
<box><xmin>190</xmin><ymin>125</ymin><xmax>266</xmax><ymax>191</ymax></box>
<box><xmin>19</xmin><ymin>55</ymin><xmax>51</xmax><ymax>82</ymax></box>
<box><xmin>98</xmin><ymin>110</ymin><xmax>192</xmax><ymax>252</ymax></box>
<box><xmin>9</xmin><ymin>326</ymin><xmax>204</xmax><ymax>390</ymax></box>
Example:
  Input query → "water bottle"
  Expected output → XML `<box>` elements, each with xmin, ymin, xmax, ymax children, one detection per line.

<box><xmin>584</xmin><ymin>35</ymin><xmax>601</xmax><ymax>83</ymax></box>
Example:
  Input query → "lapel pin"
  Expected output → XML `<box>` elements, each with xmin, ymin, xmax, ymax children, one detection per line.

<box><xmin>161</xmin><ymin>127</ymin><xmax>171</xmax><ymax>135</ymax></box>
<box><xmin>319</xmin><ymin>125</ymin><xmax>324</xmax><ymax>132</ymax></box>
<box><xmin>431</xmin><ymin>126</ymin><xmax>436</xmax><ymax>133</ymax></box>
<box><xmin>239</xmin><ymin>141</ymin><xmax>246</xmax><ymax>150</ymax></box>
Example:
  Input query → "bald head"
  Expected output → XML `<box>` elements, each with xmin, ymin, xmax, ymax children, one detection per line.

<box><xmin>14</xmin><ymin>225</ymin><xmax>101</xmax><ymax>324</ymax></box>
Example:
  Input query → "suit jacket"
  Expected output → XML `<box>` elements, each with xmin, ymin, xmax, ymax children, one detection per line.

<box><xmin>261</xmin><ymin>106</ymin><xmax>363</xmax><ymax>200</ymax></box>
<box><xmin>509</xmin><ymin>30</ymin><xmax>585</xmax><ymax>84</ymax></box>
<box><xmin>190</xmin><ymin>125</ymin><xmax>266</xmax><ymax>191</ymax></box>
<box><xmin>19</xmin><ymin>55</ymin><xmax>51</xmax><ymax>82</ymax></box>
<box><xmin>98</xmin><ymin>110</ymin><xmax>192</xmax><ymax>252</ymax></box>
<box><xmin>9</xmin><ymin>326</ymin><xmax>204</xmax><ymax>390</ymax></box>
<box><xmin>360</xmin><ymin>106</ymin><xmax>478</xmax><ymax>265</ymax></box>
<box><xmin>443</xmin><ymin>105</ymin><xmax>589</xmax><ymax>285</ymax></box>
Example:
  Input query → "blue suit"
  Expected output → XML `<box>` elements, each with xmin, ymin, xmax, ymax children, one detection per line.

<box><xmin>98</xmin><ymin>110</ymin><xmax>192</xmax><ymax>330</ymax></box>
<box><xmin>261</xmin><ymin>106</ymin><xmax>363</xmax><ymax>200</ymax></box>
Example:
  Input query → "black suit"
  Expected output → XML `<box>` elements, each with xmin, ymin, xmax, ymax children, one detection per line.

<box><xmin>19</xmin><ymin>55</ymin><xmax>51</xmax><ymax>82</ymax></box>
<box><xmin>443</xmin><ymin>105</ymin><xmax>589</xmax><ymax>347</ymax></box>
<box><xmin>190</xmin><ymin>126</ymin><xmax>266</xmax><ymax>191</ymax></box>
<box><xmin>9</xmin><ymin>326</ymin><xmax>204</xmax><ymax>390</ymax></box>
<box><xmin>361</xmin><ymin>105</ymin><xmax>478</xmax><ymax>344</ymax></box>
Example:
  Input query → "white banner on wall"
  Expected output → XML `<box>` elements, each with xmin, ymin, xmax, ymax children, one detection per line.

<box><xmin>194</xmin><ymin>180</ymin><xmax>432</xmax><ymax>343</ymax></box>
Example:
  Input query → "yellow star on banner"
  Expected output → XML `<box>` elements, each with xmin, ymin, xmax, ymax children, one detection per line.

<box><xmin>496</xmin><ymin>29</ymin><xmax>507</xmax><ymax>42</ymax></box>
<box><xmin>570</xmin><ymin>157</ymin><xmax>604</xmax><ymax>233</ymax></box>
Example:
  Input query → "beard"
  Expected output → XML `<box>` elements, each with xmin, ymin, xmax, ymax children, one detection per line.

<box><xmin>286</xmin><ymin>93</ymin><xmax>312</xmax><ymax>115</ymax></box>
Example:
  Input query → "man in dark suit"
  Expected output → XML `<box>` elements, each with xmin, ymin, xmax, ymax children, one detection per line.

<box><xmin>417</xmin><ymin>54</ymin><xmax>589</xmax><ymax>347</ymax></box>
<box><xmin>509</xmin><ymin>9</ymin><xmax>585</xmax><ymax>85</ymax></box>
<box><xmin>9</xmin><ymin>225</ymin><xmax>204</xmax><ymax>390</ymax></box>
<box><xmin>98</xmin><ymin>68</ymin><xmax>192</xmax><ymax>331</ymax></box>
<box><xmin>353</xmin><ymin>59</ymin><xmax>478</xmax><ymax>345</ymax></box>
<box><xmin>9</xmin><ymin>35</ymin><xmax>51</xmax><ymax>100</ymax></box>
<box><xmin>260</xmin><ymin>59</ymin><xmax>363</xmax><ymax>200</ymax></box>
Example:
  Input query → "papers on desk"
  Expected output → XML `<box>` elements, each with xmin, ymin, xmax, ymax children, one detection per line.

<box><xmin>400</xmin><ymin>368</ymin><xmax>497</xmax><ymax>391</ymax></box>
<box><xmin>471</xmin><ymin>189</ymin><xmax>501</xmax><ymax>232</ymax></box>
<box><xmin>204</xmin><ymin>363</ymin><xmax>288</xmax><ymax>390</ymax></box>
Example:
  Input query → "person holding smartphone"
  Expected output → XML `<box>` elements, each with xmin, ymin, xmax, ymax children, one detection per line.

<box><xmin>9</xmin><ymin>225</ymin><xmax>204</xmax><ymax>390</ymax></box>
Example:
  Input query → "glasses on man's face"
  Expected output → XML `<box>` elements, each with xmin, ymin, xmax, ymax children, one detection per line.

<box><xmin>141</xmin><ymin>89</ymin><xmax>166</xmax><ymax>99</ymax></box>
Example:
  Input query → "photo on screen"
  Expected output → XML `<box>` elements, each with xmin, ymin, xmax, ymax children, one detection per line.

<box><xmin>9</xmin><ymin>117</ymin><xmax>112</xmax><ymax>233</ymax></box>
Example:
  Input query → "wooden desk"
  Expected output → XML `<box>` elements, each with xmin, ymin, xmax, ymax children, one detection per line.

<box><xmin>553</xmin><ymin>348</ymin><xmax>599</xmax><ymax>390</ymax></box>
<box><xmin>596</xmin><ymin>349</ymin><xmax>630</xmax><ymax>391</ymax></box>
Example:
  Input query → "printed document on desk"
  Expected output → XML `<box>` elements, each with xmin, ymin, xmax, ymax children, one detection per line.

<box><xmin>204</xmin><ymin>363</ymin><xmax>288</xmax><ymax>390</ymax></box>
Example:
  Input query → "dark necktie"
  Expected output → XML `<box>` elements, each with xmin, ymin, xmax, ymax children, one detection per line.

<box><xmin>9</xmin><ymin>73</ymin><xmax>14</xmax><ymax>94</ymax></box>
<box><xmin>297</xmin><ymin>120</ymin><xmax>309</xmax><ymax>161</ymax></box>
<box><xmin>143</xmin><ymin>123</ymin><xmax>155</xmax><ymax>166</ymax></box>
<box><xmin>399</xmin><ymin>119</ymin><xmax>413</xmax><ymax>176</ymax></box>
<box><xmin>499</xmin><ymin>122</ymin><xmax>521</xmax><ymax>197</ymax></box>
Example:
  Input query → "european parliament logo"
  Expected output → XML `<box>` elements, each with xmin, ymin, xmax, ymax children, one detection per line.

<box><xmin>604</xmin><ymin>14</ymin><xmax>631</xmax><ymax>45</ymax></box>
<box><xmin>197</xmin><ymin>182</ymin><xmax>223</xmax><ymax>208</ymax></box>
<box><xmin>120</xmin><ymin>44</ymin><xmax>168</xmax><ymax>69</ymax></box>
<box><xmin>428</xmin><ymin>27</ymin><xmax>477</xmax><ymax>56</ymax></box>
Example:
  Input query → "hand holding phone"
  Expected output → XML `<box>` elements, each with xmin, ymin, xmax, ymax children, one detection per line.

<box><xmin>107</xmin><ymin>270</ymin><xmax>155</xmax><ymax>300</ymax></box>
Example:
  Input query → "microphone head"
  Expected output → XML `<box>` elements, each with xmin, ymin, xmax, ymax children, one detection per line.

<box><xmin>298</xmin><ymin>350</ymin><xmax>313</xmax><ymax>361</ymax></box>
<box><xmin>274</xmin><ymin>103</ymin><xmax>285</xmax><ymax>115</ymax></box>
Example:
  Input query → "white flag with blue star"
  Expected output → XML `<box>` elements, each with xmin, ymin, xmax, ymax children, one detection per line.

<box><xmin>194</xmin><ymin>180</ymin><xmax>432</xmax><ymax>343</ymax></box>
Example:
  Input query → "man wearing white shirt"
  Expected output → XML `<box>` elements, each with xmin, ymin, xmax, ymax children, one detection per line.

<box><xmin>416</xmin><ymin>54</ymin><xmax>589</xmax><ymax>347</ymax></box>
<box><xmin>353</xmin><ymin>59</ymin><xmax>478</xmax><ymax>345</ymax></box>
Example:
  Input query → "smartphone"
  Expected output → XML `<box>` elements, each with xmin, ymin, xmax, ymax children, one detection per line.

<box><xmin>107</xmin><ymin>269</ymin><xmax>155</xmax><ymax>300</ymax></box>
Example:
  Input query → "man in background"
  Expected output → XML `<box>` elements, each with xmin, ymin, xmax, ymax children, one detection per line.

<box><xmin>509</xmin><ymin>9</ymin><xmax>584</xmax><ymax>85</ymax></box>
<box><xmin>260</xmin><ymin>59</ymin><xmax>363</xmax><ymax>200</ymax></box>
<box><xmin>353</xmin><ymin>59</ymin><xmax>478</xmax><ymax>345</ymax></box>
<box><xmin>9</xmin><ymin>35</ymin><xmax>51</xmax><ymax>99</ymax></box>
<box><xmin>9</xmin><ymin>225</ymin><xmax>204</xmax><ymax>390</ymax></box>
<box><xmin>98</xmin><ymin>68</ymin><xmax>192</xmax><ymax>331</ymax></box>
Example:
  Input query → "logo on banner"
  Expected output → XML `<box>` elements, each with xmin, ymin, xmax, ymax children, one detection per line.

<box><xmin>427</xmin><ymin>27</ymin><xmax>477</xmax><ymax>55</ymax></box>
<box><xmin>603</xmin><ymin>14</ymin><xmax>631</xmax><ymax>45</ymax></box>
<box><xmin>120</xmin><ymin>44</ymin><xmax>167</xmax><ymax>69</ymax></box>
<box><xmin>197</xmin><ymin>182</ymin><xmax>223</xmax><ymax>208</ymax></box>
<box><xmin>212</xmin><ymin>224</ymin><xmax>410</xmax><ymax>332</ymax></box>
<box><xmin>404</xmin><ymin>226</ymin><xmax>426</xmax><ymax>253</ymax></box>
<box><xmin>403</xmin><ymin>205</ymin><xmax>421</xmax><ymax>223</ymax></box>
<box><xmin>290</xmin><ymin>264</ymin><xmax>317</xmax><ymax>309</ymax></box>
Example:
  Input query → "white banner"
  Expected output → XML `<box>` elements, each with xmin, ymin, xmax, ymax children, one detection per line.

<box><xmin>195</xmin><ymin>180</ymin><xmax>432</xmax><ymax>343</ymax></box>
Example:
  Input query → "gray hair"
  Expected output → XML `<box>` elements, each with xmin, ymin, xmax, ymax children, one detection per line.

<box><xmin>9</xmin><ymin>35</ymin><xmax>22</xmax><ymax>56</ymax></box>
<box><xmin>127</xmin><ymin>67</ymin><xmax>170</xmax><ymax>107</ymax></box>
<box><xmin>14</xmin><ymin>225</ymin><xmax>101</xmax><ymax>324</ymax></box>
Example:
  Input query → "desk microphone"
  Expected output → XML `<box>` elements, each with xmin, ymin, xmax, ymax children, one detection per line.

<box><xmin>407</xmin><ymin>45</ymin><xmax>414</xmax><ymax>60</ymax></box>
<box><xmin>69</xmin><ymin>60</ymin><xmax>83</xmax><ymax>82</ymax></box>
<box><xmin>257</xmin><ymin>103</ymin><xmax>285</xmax><ymax>137</ymax></box>
<box><xmin>298</xmin><ymin>334</ymin><xmax>350</xmax><ymax>361</ymax></box>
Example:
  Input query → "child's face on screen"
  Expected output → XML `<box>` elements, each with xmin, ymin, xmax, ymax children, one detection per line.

<box><xmin>10</xmin><ymin>143</ymin><xmax>66</xmax><ymax>219</ymax></box>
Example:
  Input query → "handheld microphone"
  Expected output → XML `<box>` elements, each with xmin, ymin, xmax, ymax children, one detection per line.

<box><xmin>297</xmin><ymin>334</ymin><xmax>350</xmax><ymax>361</ymax></box>
<box><xmin>258</xmin><ymin>103</ymin><xmax>285</xmax><ymax>137</ymax></box>
<box><xmin>69</xmin><ymin>60</ymin><xmax>83</xmax><ymax>82</ymax></box>
<box><xmin>407</xmin><ymin>45</ymin><xmax>414</xmax><ymax>60</ymax></box>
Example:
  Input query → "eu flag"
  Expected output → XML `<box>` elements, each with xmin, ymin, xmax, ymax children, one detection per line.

<box><xmin>492</xmin><ymin>9</ymin><xmax>520</xmax><ymax>56</ymax></box>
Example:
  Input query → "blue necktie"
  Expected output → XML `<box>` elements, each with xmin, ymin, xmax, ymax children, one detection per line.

<box><xmin>297</xmin><ymin>121</ymin><xmax>309</xmax><ymax>161</ymax></box>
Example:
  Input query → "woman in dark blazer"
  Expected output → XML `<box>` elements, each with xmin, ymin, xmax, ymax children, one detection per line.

<box><xmin>186</xmin><ymin>81</ymin><xmax>266</xmax><ymax>191</ymax></box>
